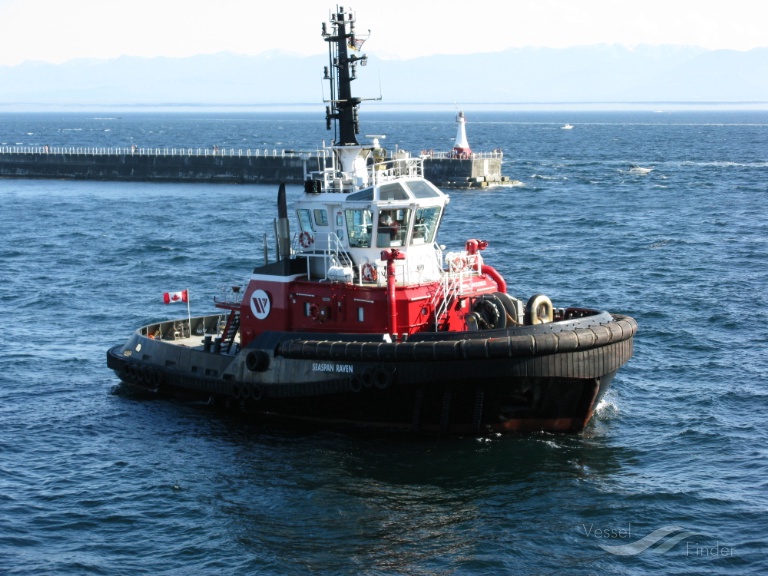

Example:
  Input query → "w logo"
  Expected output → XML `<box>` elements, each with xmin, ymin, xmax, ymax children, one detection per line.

<box><xmin>250</xmin><ymin>289</ymin><xmax>271</xmax><ymax>320</ymax></box>
<box><xmin>597</xmin><ymin>525</ymin><xmax>703</xmax><ymax>556</ymax></box>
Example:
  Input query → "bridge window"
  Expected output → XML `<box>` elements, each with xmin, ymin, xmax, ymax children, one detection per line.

<box><xmin>377</xmin><ymin>208</ymin><xmax>412</xmax><ymax>247</ymax></box>
<box><xmin>347</xmin><ymin>187</ymin><xmax>374</xmax><ymax>201</ymax></box>
<box><xmin>297</xmin><ymin>209</ymin><xmax>313</xmax><ymax>232</ymax></box>
<box><xmin>345</xmin><ymin>208</ymin><xmax>373</xmax><ymax>247</ymax></box>
<box><xmin>378</xmin><ymin>182</ymin><xmax>409</xmax><ymax>201</ymax></box>
<box><xmin>314</xmin><ymin>209</ymin><xmax>328</xmax><ymax>226</ymax></box>
<box><xmin>411</xmin><ymin>206</ymin><xmax>441</xmax><ymax>245</ymax></box>
<box><xmin>406</xmin><ymin>180</ymin><xmax>441</xmax><ymax>199</ymax></box>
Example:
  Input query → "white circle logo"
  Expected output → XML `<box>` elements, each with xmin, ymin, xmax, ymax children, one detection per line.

<box><xmin>250</xmin><ymin>289</ymin><xmax>271</xmax><ymax>320</ymax></box>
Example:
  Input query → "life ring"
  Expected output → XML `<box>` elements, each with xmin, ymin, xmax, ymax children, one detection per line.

<box><xmin>450</xmin><ymin>255</ymin><xmax>467</xmax><ymax>272</ymax></box>
<box><xmin>362</xmin><ymin>263</ymin><xmax>378</xmax><ymax>282</ymax></box>
<box><xmin>308</xmin><ymin>303</ymin><xmax>321</xmax><ymax>321</ymax></box>
<box><xmin>526</xmin><ymin>293</ymin><xmax>554</xmax><ymax>325</ymax></box>
<box><xmin>299</xmin><ymin>231</ymin><xmax>314</xmax><ymax>248</ymax></box>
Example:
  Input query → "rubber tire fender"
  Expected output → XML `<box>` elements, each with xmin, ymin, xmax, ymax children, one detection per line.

<box><xmin>245</xmin><ymin>350</ymin><xmax>270</xmax><ymax>372</ymax></box>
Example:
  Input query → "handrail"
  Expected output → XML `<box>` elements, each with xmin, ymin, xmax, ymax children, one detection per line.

<box><xmin>0</xmin><ymin>145</ymin><xmax>322</xmax><ymax>158</ymax></box>
<box><xmin>0</xmin><ymin>146</ymin><xmax>503</xmax><ymax>160</ymax></box>
<box><xmin>432</xmin><ymin>251</ymin><xmax>484</xmax><ymax>330</ymax></box>
<box><xmin>419</xmin><ymin>149</ymin><xmax>503</xmax><ymax>160</ymax></box>
<box><xmin>293</xmin><ymin>231</ymin><xmax>353</xmax><ymax>281</ymax></box>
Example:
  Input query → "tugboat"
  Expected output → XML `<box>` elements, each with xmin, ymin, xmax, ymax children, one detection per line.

<box><xmin>107</xmin><ymin>6</ymin><xmax>636</xmax><ymax>435</ymax></box>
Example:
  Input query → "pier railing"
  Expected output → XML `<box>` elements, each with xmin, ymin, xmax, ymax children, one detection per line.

<box><xmin>0</xmin><ymin>146</ymin><xmax>503</xmax><ymax>161</ymax></box>
<box><xmin>0</xmin><ymin>145</ymin><xmax>328</xmax><ymax>159</ymax></box>
<box><xmin>419</xmin><ymin>150</ymin><xmax>503</xmax><ymax>160</ymax></box>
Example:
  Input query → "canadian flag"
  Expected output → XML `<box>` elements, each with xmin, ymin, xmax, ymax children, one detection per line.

<box><xmin>163</xmin><ymin>289</ymin><xmax>188</xmax><ymax>304</ymax></box>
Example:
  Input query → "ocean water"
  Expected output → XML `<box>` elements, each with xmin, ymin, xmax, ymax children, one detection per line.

<box><xmin>1</xmin><ymin>110</ymin><xmax>767</xmax><ymax>575</ymax></box>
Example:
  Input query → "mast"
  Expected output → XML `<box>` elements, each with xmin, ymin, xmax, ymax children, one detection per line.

<box><xmin>322</xmin><ymin>6</ymin><xmax>367</xmax><ymax>146</ymax></box>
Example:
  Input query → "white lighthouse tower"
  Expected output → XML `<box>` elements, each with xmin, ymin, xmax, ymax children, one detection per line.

<box><xmin>452</xmin><ymin>111</ymin><xmax>472</xmax><ymax>158</ymax></box>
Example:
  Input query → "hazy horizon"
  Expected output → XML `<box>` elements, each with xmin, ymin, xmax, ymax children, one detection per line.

<box><xmin>1</xmin><ymin>0</ymin><xmax>766</xmax><ymax>67</ymax></box>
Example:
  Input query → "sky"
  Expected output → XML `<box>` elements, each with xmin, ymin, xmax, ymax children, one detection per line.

<box><xmin>1</xmin><ymin>0</ymin><xmax>766</xmax><ymax>67</ymax></box>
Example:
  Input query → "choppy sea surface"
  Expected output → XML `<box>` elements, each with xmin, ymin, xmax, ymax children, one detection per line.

<box><xmin>1</xmin><ymin>110</ymin><xmax>767</xmax><ymax>575</ymax></box>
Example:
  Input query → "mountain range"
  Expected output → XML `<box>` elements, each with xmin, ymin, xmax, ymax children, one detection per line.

<box><xmin>1</xmin><ymin>45</ymin><xmax>767</xmax><ymax>108</ymax></box>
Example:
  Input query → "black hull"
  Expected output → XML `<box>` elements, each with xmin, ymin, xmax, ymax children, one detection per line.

<box><xmin>107</xmin><ymin>311</ymin><xmax>636</xmax><ymax>435</ymax></box>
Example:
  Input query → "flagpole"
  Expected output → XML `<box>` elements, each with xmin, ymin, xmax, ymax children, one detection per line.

<box><xmin>186</xmin><ymin>289</ymin><xmax>191</xmax><ymax>337</ymax></box>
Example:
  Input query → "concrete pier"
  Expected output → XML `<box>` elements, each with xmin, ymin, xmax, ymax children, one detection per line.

<box><xmin>0</xmin><ymin>146</ymin><xmax>511</xmax><ymax>188</ymax></box>
<box><xmin>420</xmin><ymin>154</ymin><xmax>511</xmax><ymax>188</ymax></box>
<box><xmin>0</xmin><ymin>147</ymin><xmax>317</xmax><ymax>184</ymax></box>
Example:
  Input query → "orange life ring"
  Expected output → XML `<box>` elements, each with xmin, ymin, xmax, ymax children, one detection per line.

<box><xmin>450</xmin><ymin>255</ymin><xmax>467</xmax><ymax>272</ymax></box>
<box><xmin>362</xmin><ymin>263</ymin><xmax>378</xmax><ymax>282</ymax></box>
<box><xmin>299</xmin><ymin>231</ymin><xmax>314</xmax><ymax>248</ymax></box>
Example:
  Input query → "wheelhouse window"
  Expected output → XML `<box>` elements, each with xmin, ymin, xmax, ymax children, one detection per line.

<box><xmin>345</xmin><ymin>208</ymin><xmax>373</xmax><ymax>247</ymax></box>
<box><xmin>378</xmin><ymin>182</ymin><xmax>409</xmax><ymax>201</ymax></box>
<box><xmin>297</xmin><ymin>209</ymin><xmax>313</xmax><ymax>232</ymax></box>
<box><xmin>314</xmin><ymin>209</ymin><xmax>328</xmax><ymax>226</ymax></box>
<box><xmin>347</xmin><ymin>188</ymin><xmax>374</xmax><ymax>201</ymax></box>
<box><xmin>377</xmin><ymin>208</ymin><xmax>412</xmax><ymax>247</ymax></box>
<box><xmin>406</xmin><ymin>180</ymin><xmax>441</xmax><ymax>199</ymax></box>
<box><xmin>411</xmin><ymin>206</ymin><xmax>441</xmax><ymax>245</ymax></box>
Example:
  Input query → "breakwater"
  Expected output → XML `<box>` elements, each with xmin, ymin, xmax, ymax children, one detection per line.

<box><xmin>0</xmin><ymin>146</ymin><xmax>511</xmax><ymax>188</ymax></box>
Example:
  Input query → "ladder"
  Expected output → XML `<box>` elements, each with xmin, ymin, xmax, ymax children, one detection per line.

<box><xmin>221</xmin><ymin>310</ymin><xmax>241</xmax><ymax>353</ymax></box>
<box><xmin>431</xmin><ymin>271</ymin><xmax>464</xmax><ymax>331</ymax></box>
<box><xmin>431</xmin><ymin>252</ymin><xmax>483</xmax><ymax>330</ymax></box>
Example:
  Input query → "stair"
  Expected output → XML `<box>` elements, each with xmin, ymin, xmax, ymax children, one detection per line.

<box><xmin>221</xmin><ymin>310</ymin><xmax>241</xmax><ymax>353</ymax></box>
<box><xmin>431</xmin><ymin>271</ymin><xmax>463</xmax><ymax>330</ymax></box>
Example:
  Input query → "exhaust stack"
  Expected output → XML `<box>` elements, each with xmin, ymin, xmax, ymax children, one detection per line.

<box><xmin>276</xmin><ymin>183</ymin><xmax>291</xmax><ymax>261</ymax></box>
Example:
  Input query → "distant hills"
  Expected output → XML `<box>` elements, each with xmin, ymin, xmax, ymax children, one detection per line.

<box><xmin>1</xmin><ymin>45</ymin><xmax>767</xmax><ymax>108</ymax></box>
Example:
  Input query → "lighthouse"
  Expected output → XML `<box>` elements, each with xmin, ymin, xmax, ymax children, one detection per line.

<box><xmin>452</xmin><ymin>111</ymin><xmax>472</xmax><ymax>158</ymax></box>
